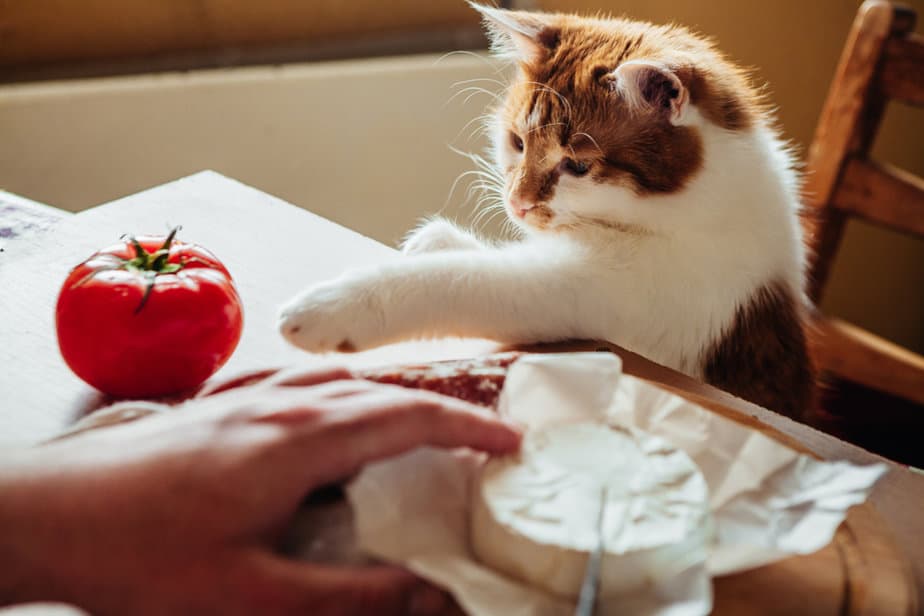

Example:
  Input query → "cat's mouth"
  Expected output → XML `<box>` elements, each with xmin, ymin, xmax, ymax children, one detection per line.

<box><xmin>509</xmin><ymin>203</ymin><xmax>555</xmax><ymax>228</ymax></box>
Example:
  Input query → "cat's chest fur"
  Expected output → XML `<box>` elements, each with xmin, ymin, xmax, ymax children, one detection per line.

<box><xmin>495</xmin><ymin>224</ymin><xmax>799</xmax><ymax>382</ymax></box>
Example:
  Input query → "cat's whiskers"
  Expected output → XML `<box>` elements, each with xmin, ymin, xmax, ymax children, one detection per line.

<box><xmin>571</xmin><ymin>131</ymin><xmax>605</xmax><ymax>155</ymax></box>
<box><xmin>445</xmin><ymin>86</ymin><xmax>504</xmax><ymax>108</ymax></box>
<box><xmin>449</xmin><ymin>147</ymin><xmax>506</xmax><ymax>182</ymax></box>
<box><xmin>500</xmin><ymin>215</ymin><xmax>523</xmax><ymax>239</ymax></box>
<box><xmin>472</xmin><ymin>201</ymin><xmax>506</xmax><ymax>230</ymax></box>
<box><xmin>473</xmin><ymin>179</ymin><xmax>505</xmax><ymax>206</ymax></box>
<box><xmin>435</xmin><ymin>50</ymin><xmax>497</xmax><ymax>69</ymax></box>
<box><xmin>451</xmin><ymin>76</ymin><xmax>508</xmax><ymax>90</ymax></box>
<box><xmin>467</xmin><ymin>178</ymin><xmax>503</xmax><ymax>208</ymax></box>
<box><xmin>527</xmin><ymin>122</ymin><xmax>567</xmax><ymax>136</ymax></box>
<box><xmin>445</xmin><ymin>76</ymin><xmax>507</xmax><ymax>110</ymax></box>
<box><xmin>444</xmin><ymin>169</ymin><xmax>494</xmax><ymax>212</ymax></box>
<box><xmin>522</xmin><ymin>81</ymin><xmax>573</xmax><ymax>122</ymax></box>
<box><xmin>445</xmin><ymin>147</ymin><xmax>507</xmax><ymax>232</ymax></box>
<box><xmin>477</xmin><ymin>199</ymin><xmax>507</xmax><ymax>225</ymax></box>
<box><xmin>463</xmin><ymin>155</ymin><xmax>509</xmax><ymax>233</ymax></box>
<box><xmin>471</xmin><ymin>185</ymin><xmax>504</xmax><ymax>206</ymax></box>
<box><xmin>454</xmin><ymin>113</ymin><xmax>500</xmax><ymax>145</ymax></box>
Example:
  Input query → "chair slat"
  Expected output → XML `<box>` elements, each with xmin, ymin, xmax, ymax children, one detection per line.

<box><xmin>810</xmin><ymin>317</ymin><xmax>924</xmax><ymax>407</ymax></box>
<box><xmin>804</xmin><ymin>2</ymin><xmax>895</xmax><ymax>211</ymax></box>
<box><xmin>833</xmin><ymin>159</ymin><xmax>924</xmax><ymax>237</ymax></box>
<box><xmin>880</xmin><ymin>33</ymin><xmax>924</xmax><ymax>107</ymax></box>
<box><xmin>804</xmin><ymin>1</ymin><xmax>896</xmax><ymax>303</ymax></box>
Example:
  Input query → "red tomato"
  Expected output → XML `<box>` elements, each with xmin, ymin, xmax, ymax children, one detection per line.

<box><xmin>55</xmin><ymin>229</ymin><xmax>244</xmax><ymax>398</ymax></box>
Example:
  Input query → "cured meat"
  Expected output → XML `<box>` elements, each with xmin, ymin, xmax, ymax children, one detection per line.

<box><xmin>355</xmin><ymin>352</ymin><xmax>522</xmax><ymax>408</ymax></box>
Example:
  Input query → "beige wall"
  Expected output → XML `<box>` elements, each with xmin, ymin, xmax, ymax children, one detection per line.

<box><xmin>0</xmin><ymin>54</ymin><xmax>498</xmax><ymax>245</ymax></box>
<box><xmin>1</xmin><ymin>0</ymin><xmax>921</xmax><ymax>352</ymax></box>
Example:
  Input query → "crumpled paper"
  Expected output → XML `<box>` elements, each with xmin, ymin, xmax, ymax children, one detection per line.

<box><xmin>346</xmin><ymin>353</ymin><xmax>887</xmax><ymax>616</ymax></box>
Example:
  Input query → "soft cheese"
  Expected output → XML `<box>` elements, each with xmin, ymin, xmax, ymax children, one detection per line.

<box><xmin>470</xmin><ymin>422</ymin><xmax>711</xmax><ymax>599</ymax></box>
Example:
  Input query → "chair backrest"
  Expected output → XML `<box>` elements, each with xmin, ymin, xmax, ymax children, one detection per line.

<box><xmin>803</xmin><ymin>0</ymin><xmax>923</xmax><ymax>304</ymax></box>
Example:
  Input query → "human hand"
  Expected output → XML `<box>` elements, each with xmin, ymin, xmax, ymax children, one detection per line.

<box><xmin>0</xmin><ymin>367</ymin><xmax>521</xmax><ymax>616</ymax></box>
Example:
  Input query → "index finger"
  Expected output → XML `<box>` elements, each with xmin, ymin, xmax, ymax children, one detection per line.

<box><xmin>297</xmin><ymin>385</ymin><xmax>522</xmax><ymax>489</ymax></box>
<box><xmin>197</xmin><ymin>364</ymin><xmax>351</xmax><ymax>397</ymax></box>
<box><xmin>197</xmin><ymin>367</ymin><xmax>283</xmax><ymax>397</ymax></box>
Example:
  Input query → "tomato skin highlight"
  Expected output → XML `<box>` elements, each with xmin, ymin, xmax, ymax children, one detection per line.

<box><xmin>55</xmin><ymin>235</ymin><xmax>244</xmax><ymax>398</ymax></box>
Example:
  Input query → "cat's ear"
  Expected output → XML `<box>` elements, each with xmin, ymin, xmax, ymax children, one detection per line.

<box><xmin>610</xmin><ymin>60</ymin><xmax>691</xmax><ymax>125</ymax></box>
<box><xmin>470</xmin><ymin>3</ymin><xmax>559</xmax><ymax>63</ymax></box>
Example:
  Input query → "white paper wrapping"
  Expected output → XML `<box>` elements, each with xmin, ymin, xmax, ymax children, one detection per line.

<box><xmin>347</xmin><ymin>353</ymin><xmax>887</xmax><ymax>616</ymax></box>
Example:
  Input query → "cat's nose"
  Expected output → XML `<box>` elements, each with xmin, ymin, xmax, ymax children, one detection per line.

<box><xmin>509</xmin><ymin>195</ymin><xmax>534</xmax><ymax>218</ymax></box>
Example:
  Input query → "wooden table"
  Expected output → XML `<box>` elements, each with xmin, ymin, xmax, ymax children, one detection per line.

<box><xmin>1</xmin><ymin>171</ymin><xmax>920</xmax><ymax>615</ymax></box>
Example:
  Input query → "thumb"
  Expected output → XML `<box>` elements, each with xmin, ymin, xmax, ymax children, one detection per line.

<box><xmin>252</xmin><ymin>553</ymin><xmax>459</xmax><ymax>616</ymax></box>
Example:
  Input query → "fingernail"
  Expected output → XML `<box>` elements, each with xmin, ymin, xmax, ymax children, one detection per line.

<box><xmin>503</xmin><ymin>419</ymin><xmax>524</xmax><ymax>433</ymax></box>
<box><xmin>408</xmin><ymin>585</ymin><xmax>450</xmax><ymax>616</ymax></box>
<box><xmin>502</xmin><ymin>422</ymin><xmax>524</xmax><ymax>445</ymax></box>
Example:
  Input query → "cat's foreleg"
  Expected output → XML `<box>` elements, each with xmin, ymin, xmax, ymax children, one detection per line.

<box><xmin>401</xmin><ymin>217</ymin><xmax>487</xmax><ymax>255</ymax></box>
<box><xmin>278</xmin><ymin>249</ymin><xmax>593</xmax><ymax>353</ymax></box>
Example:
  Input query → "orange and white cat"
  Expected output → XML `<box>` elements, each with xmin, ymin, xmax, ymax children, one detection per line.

<box><xmin>279</xmin><ymin>5</ymin><xmax>813</xmax><ymax>418</ymax></box>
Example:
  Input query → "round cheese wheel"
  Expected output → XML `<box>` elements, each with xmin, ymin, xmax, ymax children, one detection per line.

<box><xmin>470</xmin><ymin>421</ymin><xmax>711</xmax><ymax>599</ymax></box>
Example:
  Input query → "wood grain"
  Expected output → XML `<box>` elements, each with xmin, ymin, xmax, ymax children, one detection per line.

<box><xmin>841</xmin><ymin>504</ymin><xmax>919</xmax><ymax>615</ymax></box>
<box><xmin>803</xmin><ymin>0</ymin><xmax>896</xmax><ymax>303</ymax></box>
<box><xmin>713</xmin><ymin>500</ymin><xmax>920</xmax><ymax>616</ymax></box>
<box><xmin>0</xmin><ymin>171</ymin><xmax>920</xmax><ymax>615</ymax></box>
<box><xmin>833</xmin><ymin>159</ymin><xmax>924</xmax><ymax>237</ymax></box>
<box><xmin>810</xmin><ymin>317</ymin><xmax>924</xmax><ymax>407</ymax></box>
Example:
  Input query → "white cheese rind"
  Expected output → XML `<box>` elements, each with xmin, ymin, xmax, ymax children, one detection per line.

<box><xmin>470</xmin><ymin>422</ymin><xmax>711</xmax><ymax>599</ymax></box>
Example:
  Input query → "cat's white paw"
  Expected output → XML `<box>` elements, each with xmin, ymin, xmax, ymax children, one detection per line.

<box><xmin>401</xmin><ymin>218</ymin><xmax>483</xmax><ymax>255</ymax></box>
<box><xmin>278</xmin><ymin>275</ymin><xmax>386</xmax><ymax>353</ymax></box>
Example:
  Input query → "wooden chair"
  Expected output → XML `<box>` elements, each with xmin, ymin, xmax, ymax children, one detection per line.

<box><xmin>803</xmin><ymin>0</ymin><xmax>924</xmax><ymax>463</ymax></box>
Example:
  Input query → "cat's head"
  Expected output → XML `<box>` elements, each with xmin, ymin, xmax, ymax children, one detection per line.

<box><xmin>472</xmin><ymin>4</ymin><xmax>763</xmax><ymax>234</ymax></box>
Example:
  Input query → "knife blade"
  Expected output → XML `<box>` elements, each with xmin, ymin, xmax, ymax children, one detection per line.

<box><xmin>574</xmin><ymin>485</ymin><xmax>608</xmax><ymax>616</ymax></box>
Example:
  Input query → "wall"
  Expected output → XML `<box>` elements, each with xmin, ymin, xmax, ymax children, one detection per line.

<box><xmin>0</xmin><ymin>1</ymin><xmax>479</xmax><ymax>68</ymax></box>
<box><xmin>0</xmin><ymin>54</ymin><xmax>499</xmax><ymax>245</ymax></box>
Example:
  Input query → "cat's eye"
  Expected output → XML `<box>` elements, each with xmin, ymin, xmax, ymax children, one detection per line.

<box><xmin>510</xmin><ymin>132</ymin><xmax>525</xmax><ymax>152</ymax></box>
<box><xmin>561</xmin><ymin>157</ymin><xmax>590</xmax><ymax>177</ymax></box>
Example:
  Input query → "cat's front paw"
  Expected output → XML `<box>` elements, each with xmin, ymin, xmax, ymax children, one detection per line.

<box><xmin>401</xmin><ymin>218</ymin><xmax>483</xmax><ymax>255</ymax></box>
<box><xmin>277</xmin><ymin>276</ymin><xmax>386</xmax><ymax>353</ymax></box>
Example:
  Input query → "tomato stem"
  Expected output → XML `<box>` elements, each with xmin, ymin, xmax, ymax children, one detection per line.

<box><xmin>129</xmin><ymin>237</ymin><xmax>147</xmax><ymax>262</ymax></box>
<box><xmin>160</xmin><ymin>226</ymin><xmax>181</xmax><ymax>251</ymax></box>
<box><xmin>72</xmin><ymin>227</ymin><xmax>186</xmax><ymax>314</ymax></box>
